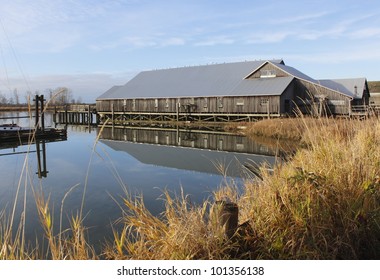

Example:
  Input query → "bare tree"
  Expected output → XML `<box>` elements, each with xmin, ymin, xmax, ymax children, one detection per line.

<box><xmin>0</xmin><ymin>92</ymin><xmax>8</xmax><ymax>104</ymax></box>
<box><xmin>13</xmin><ymin>88</ymin><xmax>20</xmax><ymax>105</ymax></box>
<box><xmin>53</xmin><ymin>87</ymin><xmax>74</xmax><ymax>105</ymax></box>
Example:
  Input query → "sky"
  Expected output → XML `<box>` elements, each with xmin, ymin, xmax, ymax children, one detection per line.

<box><xmin>0</xmin><ymin>0</ymin><xmax>380</xmax><ymax>102</ymax></box>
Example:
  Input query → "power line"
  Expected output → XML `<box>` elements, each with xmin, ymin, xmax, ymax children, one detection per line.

<box><xmin>0</xmin><ymin>16</ymin><xmax>31</xmax><ymax>93</ymax></box>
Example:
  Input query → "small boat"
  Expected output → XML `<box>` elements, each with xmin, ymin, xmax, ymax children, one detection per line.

<box><xmin>0</xmin><ymin>123</ymin><xmax>32</xmax><ymax>133</ymax></box>
<box><xmin>0</xmin><ymin>123</ymin><xmax>21</xmax><ymax>131</ymax></box>
<box><xmin>0</xmin><ymin>123</ymin><xmax>66</xmax><ymax>143</ymax></box>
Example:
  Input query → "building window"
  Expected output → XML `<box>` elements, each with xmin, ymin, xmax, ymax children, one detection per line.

<box><xmin>236</xmin><ymin>99</ymin><xmax>244</xmax><ymax>106</ymax></box>
<box><xmin>165</xmin><ymin>98</ymin><xmax>169</xmax><ymax>108</ymax></box>
<box><xmin>154</xmin><ymin>99</ymin><xmax>158</xmax><ymax>108</ymax></box>
<box><xmin>260</xmin><ymin>69</ymin><xmax>276</xmax><ymax>78</ymax></box>
<box><xmin>260</xmin><ymin>98</ymin><xmax>269</xmax><ymax>106</ymax></box>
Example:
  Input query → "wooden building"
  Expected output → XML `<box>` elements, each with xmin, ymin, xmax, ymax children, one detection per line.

<box><xmin>96</xmin><ymin>60</ymin><xmax>369</xmax><ymax>123</ymax></box>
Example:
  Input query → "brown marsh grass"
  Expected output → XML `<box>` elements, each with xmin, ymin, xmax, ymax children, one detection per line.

<box><xmin>103</xmin><ymin>116</ymin><xmax>380</xmax><ymax>259</ymax></box>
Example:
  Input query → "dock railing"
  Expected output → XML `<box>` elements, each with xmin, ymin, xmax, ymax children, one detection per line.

<box><xmin>350</xmin><ymin>105</ymin><xmax>369</xmax><ymax>117</ymax></box>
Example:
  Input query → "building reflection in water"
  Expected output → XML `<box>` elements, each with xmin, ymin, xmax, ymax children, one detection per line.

<box><xmin>98</xmin><ymin>126</ymin><xmax>283</xmax><ymax>179</ymax></box>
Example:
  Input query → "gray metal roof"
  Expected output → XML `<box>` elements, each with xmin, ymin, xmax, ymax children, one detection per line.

<box><xmin>318</xmin><ymin>78</ymin><xmax>367</xmax><ymax>99</ymax></box>
<box><xmin>100</xmin><ymin>85</ymin><xmax>123</xmax><ymax>97</ymax></box>
<box><xmin>272</xmin><ymin>62</ymin><xmax>318</xmax><ymax>84</ymax></box>
<box><xmin>97</xmin><ymin>60</ymin><xmax>288</xmax><ymax>100</ymax></box>
<box><xmin>272</xmin><ymin>62</ymin><xmax>357</xmax><ymax>99</ymax></box>
<box><xmin>231</xmin><ymin>76</ymin><xmax>294</xmax><ymax>96</ymax></box>
<box><xmin>97</xmin><ymin>59</ymin><xmax>365</xmax><ymax>101</ymax></box>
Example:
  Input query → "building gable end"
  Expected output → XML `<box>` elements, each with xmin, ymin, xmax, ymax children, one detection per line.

<box><xmin>244</xmin><ymin>61</ymin><xmax>290</xmax><ymax>79</ymax></box>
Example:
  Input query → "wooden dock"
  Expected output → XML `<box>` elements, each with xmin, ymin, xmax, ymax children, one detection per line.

<box><xmin>0</xmin><ymin>94</ymin><xmax>67</xmax><ymax>145</ymax></box>
<box><xmin>54</xmin><ymin>104</ymin><xmax>98</xmax><ymax>125</ymax></box>
<box><xmin>97</xmin><ymin>111</ymin><xmax>280</xmax><ymax>126</ymax></box>
<box><xmin>0</xmin><ymin>127</ymin><xmax>67</xmax><ymax>144</ymax></box>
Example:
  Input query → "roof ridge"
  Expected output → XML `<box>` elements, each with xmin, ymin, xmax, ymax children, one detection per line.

<box><xmin>142</xmin><ymin>59</ymin><xmax>284</xmax><ymax>72</ymax></box>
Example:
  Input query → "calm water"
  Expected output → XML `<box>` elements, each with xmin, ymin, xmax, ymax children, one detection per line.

<box><xmin>0</xmin><ymin>111</ymin><xmax>277</xmax><ymax>249</ymax></box>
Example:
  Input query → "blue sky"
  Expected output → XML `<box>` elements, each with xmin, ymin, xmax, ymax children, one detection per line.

<box><xmin>0</xmin><ymin>0</ymin><xmax>380</xmax><ymax>102</ymax></box>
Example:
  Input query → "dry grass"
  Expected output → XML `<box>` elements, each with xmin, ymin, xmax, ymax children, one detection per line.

<box><xmin>232</xmin><ymin>117</ymin><xmax>360</xmax><ymax>145</ymax></box>
<box><xmin>103</xmin><ymin>191</ymin><xmax>243</xmax><ymax>260</ymax></box>
<box><xmin>235</xmin><ymin>117</ymin><xmax>380</xmax><ymax>259</ymax></box>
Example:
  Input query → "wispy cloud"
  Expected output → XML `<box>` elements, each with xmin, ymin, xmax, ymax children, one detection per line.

<box><xmin>194</xmin><ymin>36</ymin><xmax>235</xmax><ymax>47</ymax></box>
<box><xmin>0</xmin><ymin>1</ymin><xmax>119</xmax><ymax>53</ymax></box>
<box><xmin>161</xmin><ymin>37</ymin><xmax>186</xmax><ymax>47</ymax></box>
<box><xmin>349</xmin><ymin>27</ymin><xmax>380</xmax><ymax>39</ymax></box>
<box><xmin>287</xmin><ymin>42</ymin><xmax>380</xmax><ymax>65</ymax></box>
<box><xmin>246</xmin><ymin>31</ymin><xmax>292</xmax><ymax>44</ymax></box>
<box><xmin>269</xmin><ymin>11</ymin><xmax>331</xmax><ymax>25</ymax></box>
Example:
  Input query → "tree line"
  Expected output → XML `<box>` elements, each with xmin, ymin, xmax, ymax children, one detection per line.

<box><xmin>0</xmin><ymin>87</ymin><xmax>82</xmax><ymax>105</ymax></box>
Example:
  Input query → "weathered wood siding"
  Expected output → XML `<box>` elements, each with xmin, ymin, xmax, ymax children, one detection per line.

<box><xmin>97</xmin><ymin>95</ymin><xmax>282</xmax><ymax>115</ymax></box>
<box><xmin>293</xmin><ymin>80</ymin><xmax>351</xmax><ymax>115</ymax></box>
<box><xmin>247</xmin><ymin>62</ymin><xmax>289</xmax><ymax>79</ymax></box>
<box><xmin>279</xmin><ymin>81</ymin><xmax>296</xmax><ymax>115</ymax></box>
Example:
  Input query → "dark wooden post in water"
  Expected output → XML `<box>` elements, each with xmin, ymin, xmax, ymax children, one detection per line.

<box><xmin>33</xmin><ymin>95</ymin><xmax>46</xmax><ymax>130</ymax></box>
<box><xmin>111</xmin><ymin>103</ymin><xmax>114</xmax><ymax>125</ymax></box>
<box><xmin>35</xmin><ymin>95</ymin><xmax>39</xmax><ymax>129</ymax></box>
<box><xmin>87</xmin><ymin>105</ymin><xmax>91</xmax><ymax>125</ymax></box>
<box><xmin>211</xmin><ymin>201</ymin><xmax>239</xmax><ymax>239</ymax></box>
<box><xmin>65</xmin><ymin>105</ymin><xmax>68</xmax><ymax>124</ymax></box>
<box><xmin>40</xmin><ymin>95</ymin><xmax>45</xmax><ymax>130</ymax></box>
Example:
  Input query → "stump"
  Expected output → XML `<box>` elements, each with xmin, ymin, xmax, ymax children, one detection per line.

<box><xmin>211</xmin><ymin>201</ymin><xmax>239</xmax><ymax>239</ymax></box>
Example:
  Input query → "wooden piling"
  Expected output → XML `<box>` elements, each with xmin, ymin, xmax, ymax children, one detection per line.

<box><xmin>40</xmin><ymin>95</ymin><xmax>45</xmax><ymax>130</ymax></box>
<box><xmin>35</xmin><ymin>95</ymin><xmax>39</xmax><ymax>129</ymax></box>
<box><xmin>65</xmin><ymin>105</ymin><xmax>68</xmax><ymax>124</ymax></box>
<box><xmin>211</xmin><ymin>201</ymin><xmax>239</xmax><ymax>239</ymax></box>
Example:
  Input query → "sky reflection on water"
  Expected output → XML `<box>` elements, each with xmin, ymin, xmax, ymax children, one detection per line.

<box><xmin>0</xmin><ymin>112</ymin><xmax>277</xmax><ymax>248</ymax></box>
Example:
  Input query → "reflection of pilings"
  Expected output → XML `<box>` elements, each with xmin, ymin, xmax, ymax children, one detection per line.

<box><xmin>36</xmin><ymin>140</ymin><xmax>48</xmax><ymax>178</ymax></box>
<box><xmin>98</xmin><ymin>126</ymin><xmax>279</xmax><ymax>156</ymax></box>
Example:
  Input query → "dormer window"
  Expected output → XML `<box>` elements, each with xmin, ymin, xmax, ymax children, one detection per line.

<box><xmin>260</xmin><ymin>69</ymin><xmax>276</xmax><ymax>78</ymax></box>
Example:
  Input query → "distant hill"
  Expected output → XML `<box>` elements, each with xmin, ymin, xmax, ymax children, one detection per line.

<box><xmin>368</xmin><ymin>81</ymin><xmax>380</xmax><ymax>93</ymax></box>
